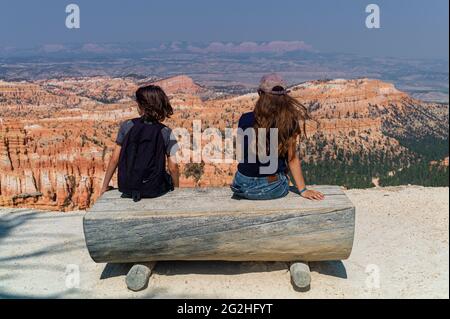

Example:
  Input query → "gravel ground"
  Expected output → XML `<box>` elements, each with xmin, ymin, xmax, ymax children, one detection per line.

<box><xmin>0</xmin><ymin>186</ymin><xmax>448</xmax><ymax>299</ymax></box>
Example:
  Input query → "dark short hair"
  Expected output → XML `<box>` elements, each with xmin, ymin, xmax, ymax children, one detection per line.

<box><xmin>135</xmin><ymin>85</ymin><xmax>173</xmax><ymax>122</ymax></box>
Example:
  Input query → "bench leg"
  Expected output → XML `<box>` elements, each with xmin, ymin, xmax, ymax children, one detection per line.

<box><xmin>290</xmin><ymin>261</ymin><xmax>311</xmax><ymax>290</ymax></box>
<box><xmin>126</xmin><ymin>262</ymin><xmax>156</xmax><ymax>292</ymax></box>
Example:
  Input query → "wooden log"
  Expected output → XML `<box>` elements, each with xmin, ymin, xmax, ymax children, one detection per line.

<box><xmin>83</xmin><ymin>186</ymin><xmax>355</xmax><ymax>263</ymax></box>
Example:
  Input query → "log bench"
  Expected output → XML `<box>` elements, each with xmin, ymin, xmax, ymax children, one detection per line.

<box><xmin>83</xmin><ymin>186</ymin><xmax>355</xmax><ymax>290</ymax></box>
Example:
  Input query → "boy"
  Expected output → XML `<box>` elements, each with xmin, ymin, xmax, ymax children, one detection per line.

<box><xmin>100</xmin><ymin>85</ymin><xmax>179</xmax><ymax>201</ymax></box>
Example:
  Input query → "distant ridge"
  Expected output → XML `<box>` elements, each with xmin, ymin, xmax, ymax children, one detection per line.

<box><xmin>146</xmin><ymin>75</ymin><xmax>203</xmax><ymax>95</ymax></box>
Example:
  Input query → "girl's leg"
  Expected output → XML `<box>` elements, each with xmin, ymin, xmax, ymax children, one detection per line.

<box><xmin>230</xmin><ymin>172</ymin><xmax>256</xmax><ymax>199</ymax></box>
<box><xmin>245</xmin><ymin>174</ymin><xmax>289</xmax><ymax>200</ymax></box>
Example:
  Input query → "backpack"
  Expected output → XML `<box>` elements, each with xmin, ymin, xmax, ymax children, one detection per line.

<box><xmin>118</xmin><ymin>118</ymin><xmax>174</xmax><ymax>202</ymax></box>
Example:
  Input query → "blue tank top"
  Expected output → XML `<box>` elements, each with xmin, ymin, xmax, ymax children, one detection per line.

<box><xmin>237</xmin><ymin>112</ymin><xmax>287</xmax><ymax>177</ymax></box>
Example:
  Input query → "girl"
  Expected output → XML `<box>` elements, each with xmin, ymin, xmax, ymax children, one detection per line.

<box><xmin>231</xmin><ymin>73</ymin><xmax>324</xmax><ymax>201</ymax></box>
<box><xmin>100</xmin><ymin>85</ymin><xmax>179</xmax><ymax>199</ymax></box>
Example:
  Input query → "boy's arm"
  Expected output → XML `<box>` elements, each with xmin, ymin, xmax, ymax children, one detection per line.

<box><xmin>100</xmin><ymin>144</ymin><xmax>121</xmax><ymax>195</ymax></box>
<box><xmin>167</xmin><ymin>156</ymin><xmax>180</xmax><ymax>188</ymax></box>
<box><xmin>287</xmin><ymin>143</ymin><xmax>324</xmax><ymax>200</ymax></box>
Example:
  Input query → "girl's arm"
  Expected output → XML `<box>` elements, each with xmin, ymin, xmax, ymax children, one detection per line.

<box><xmin>100</xmin><ymin>144</ymin><xmax>121</xmax><ymax>195</ymax></box>
<box><xmin>167</xmin><ymin>156</ymin><xmax>180</xmax><ymax>188</ymax></box>
<box><xmin>288</xmin><ymin>143</ymin><xmax>324</xmax><ymax>200</ymax></box>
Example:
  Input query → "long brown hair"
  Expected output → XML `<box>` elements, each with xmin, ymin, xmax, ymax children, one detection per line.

<box><xmin>254</xmin><ymin>90</ymin><xmax>310</xmax><ymax>160</ymax></box>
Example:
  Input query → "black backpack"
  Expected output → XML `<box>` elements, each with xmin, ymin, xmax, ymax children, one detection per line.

<box><xmin>118</xmin><ymin>118</ymin><xmax>174</xmax><ymax>201</ymax></box>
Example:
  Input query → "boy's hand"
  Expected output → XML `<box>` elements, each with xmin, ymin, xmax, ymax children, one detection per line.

<box><xmin>100</xmin><ymin>186</ymin><xmax>114</xmax><ymax>196</ymax></box>
<box><xmin>301</xmin><ymin>189</ymin><xmax>325</xmax><ymax>200</ymax></box>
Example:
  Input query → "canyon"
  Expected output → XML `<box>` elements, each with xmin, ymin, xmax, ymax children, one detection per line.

<box><xmin>0</xmin><ymin>76</ymin><xmax>448</xmax><ymax>211</ymax></box>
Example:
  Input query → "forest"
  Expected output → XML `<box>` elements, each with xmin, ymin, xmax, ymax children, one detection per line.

<box><xmin>301</xmin><ymin>134</ymin><xmax>449</xmax><ymax>188</ymax></box>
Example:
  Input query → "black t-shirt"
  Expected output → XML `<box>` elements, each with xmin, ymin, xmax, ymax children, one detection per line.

<box><xmin>237</xmin><ymin>112</ymin><xmax>287</xmax><ymax>177</ymax></box>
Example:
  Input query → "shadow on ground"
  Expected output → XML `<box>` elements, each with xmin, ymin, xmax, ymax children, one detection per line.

<box><xmin>0</xmin><ymin>210</ymin><xmax>87</xmax><ymax>299</ymax></box>
<box><xmin>100</xmin><ymin>259</ymin><xmax>347</xmax><ymax>279</ymax></box>
<box><xmin>310</xmin><ymin>260</ymin><xmax>347</xmax><ymax>279</ymax></box>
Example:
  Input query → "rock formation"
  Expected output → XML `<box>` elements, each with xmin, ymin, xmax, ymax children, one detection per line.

<box><xmin>0</xmin><ymin>77</ymin><xmax>447</xmax><ymax>211</ymax></box>
<box><xmin>148</xmin><ymin>75</ymin><xmax>203</xmax><ymax>95</ymax></box>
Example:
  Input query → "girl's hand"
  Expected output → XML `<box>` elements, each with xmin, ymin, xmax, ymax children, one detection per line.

<box><xmin>301</xmin><ymin>189</ymin><xmax>325</xmax><ymax>200</ymax></box>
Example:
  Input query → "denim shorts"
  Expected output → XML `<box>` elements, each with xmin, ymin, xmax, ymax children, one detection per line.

<box><xmin>231</xmin><ymin>171</ymin><xmax>289</xmax><ymax>200</ymax></box>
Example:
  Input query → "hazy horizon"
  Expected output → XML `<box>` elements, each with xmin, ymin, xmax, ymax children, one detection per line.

<box><xmin>0</xmin><ymin>41</ymin><xmax>449</xmax><ymax>63</ymax></box>
<box><xmin>0</xmin><ymin>0</ymin><xmax>448</xmax><ymax>60</ymax></box>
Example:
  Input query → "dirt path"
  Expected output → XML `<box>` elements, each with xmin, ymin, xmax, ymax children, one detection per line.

<box><xmin>0</xmin><ymin>186</ymin><xmax>448</xmax><ymax>299</ymax></box>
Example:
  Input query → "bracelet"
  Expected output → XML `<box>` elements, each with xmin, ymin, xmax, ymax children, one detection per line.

<box><xmin>299</xmin><ymin>187</ymin><xmax>308</xmax><ymax>196</ymax></box>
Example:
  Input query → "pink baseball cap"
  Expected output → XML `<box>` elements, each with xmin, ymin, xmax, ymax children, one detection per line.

<box><xmin>258</xmin><ymin>73</ymin><xmax>289</xmax><ymax>95</ymax></box>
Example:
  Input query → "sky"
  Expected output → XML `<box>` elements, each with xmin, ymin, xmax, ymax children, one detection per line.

<box><xmin>0</xmin><ymin>0</ymin><xmax>448</xmax><ymax>59</ymax></box>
